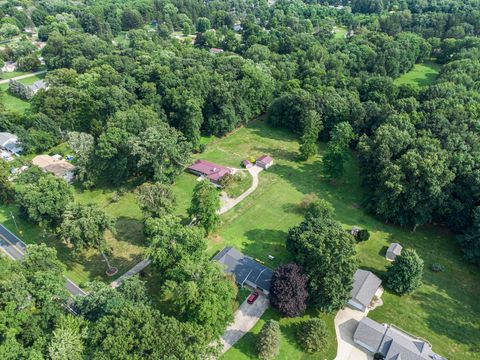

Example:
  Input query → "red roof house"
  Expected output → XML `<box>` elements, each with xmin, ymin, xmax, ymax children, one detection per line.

<box><xmin>187</xmin><ymin>159</ymin><xmax>232</xmax><ymax>185</ymax></box>
<box><xmin>256</xmin><ymin>155</ymin><xmax>273</xmax><ymax>169</ymax></box>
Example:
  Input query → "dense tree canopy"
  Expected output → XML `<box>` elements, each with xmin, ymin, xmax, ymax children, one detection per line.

<box><xmin>270</xmin><ymin>263</ymin><xmax>308</xmax><ymax>317</ymax></box>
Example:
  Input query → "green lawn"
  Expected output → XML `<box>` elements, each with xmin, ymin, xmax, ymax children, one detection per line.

<box><xmin>171</xmin><ymin>121</ymin><xmax>480</xmax><ymax>360</ymax></box>
<box><xmin>0</xmin><ymin>73</ymin><xmax>46</xmax><ymax>113</ymax></box>
<box><xmin>224</xmin><ymin>171</ymin><xmax>253</xmax><ymax>198</ymax></box>
<box><xmin>0</xmin><ymin>187</ymin><xmax>146</xmax><ymax>287</ymax></box>
<box><xmin>333</xmin><ymin>26</ymin><xmax>347</xmax><ymax>39</ymax></box>
<box><xmin>395</xmin><ymin>61</ymin><xmax>441</xmax><ymax>87</ymax></box>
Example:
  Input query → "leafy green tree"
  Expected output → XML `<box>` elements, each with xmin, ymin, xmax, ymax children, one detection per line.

<box><xmin>16</xmin><ymin>174</ymin><xmax>73</xmax><ymax>227</ymax></box>
<box><xmin>257</xmin><ymin>320</ymin><xmax>281</xmax><ymax>360</ymax></box>
<box><xmin>322</xmin><ymin>122</ymin><xmax>355</xmax><ymax>180</ymax></box>
<box><xmin>458</xmin><ymin>207</ymin><xmax>480</xmax><ymax>265</ymax></box>
<box><xmin>196</xmin><ymin>17</ymin><xmax>211</xmax><ymax>33</ymax></box>
<box><xmin>299</xmin><ymin>110</ymin><xmax>322</xmax><ymax>161</ymax></box>
<box><xmin>48</xmin><ymin>315</ymin><xmax>86</xmax><ymax>360</ymax></box>
<box><xmin>386</xmin><ymin>248</ymin><xmax>424</xmax><ymax>295</ymax></box>
<box><xmin>0</xmin><ymin>160</ymin><xmax>14</xmax><ymax>203</ymax></box>
<box><xmin>59</xmin><ymin>203</ymin><xmax>116</xmax><ymax>273</ymax></box>
<box><xmin>297</xmin><ymin>318</ymin><xmax>327</xmax><ymax>353</ymax></box>
<box><xmin>135</xmin><ymin>182</ymin><xmax>176</xmax><ymax>218</ymax></box>
<box><xmin>287</xmin><ymin>202</ymin><xmax>357</xmax><ymax>312</ymax></box>
<box><xmin>188</xmin><ymin>180</ymin><xmax>220</xmax><ymax>233</ymax></box>
<box><xmin>121</xmin><ymin>9</ymin><xmax>143</xmax><ymax>30</ymax></box>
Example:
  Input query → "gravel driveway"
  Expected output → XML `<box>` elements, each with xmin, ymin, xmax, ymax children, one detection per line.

<box><xmin>334</xmin><ymin>307</ymin><xmax>373</xmax><ymax>360</ymax></box>
<box><xmin>220</xmin><ymin>292</ymin><xmax>269</xmax><ymax>353</ymax></box>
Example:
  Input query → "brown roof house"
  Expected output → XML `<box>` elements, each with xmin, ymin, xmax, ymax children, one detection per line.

<box><xmin>187</xmin><ymin>159</ymin><xmax>232</xmax><ymax>186</ymax></box>
<box><xmin>348</xmin><ymin>269</ymin><xmax>383</xmax><ymax>313</ymax></box>
<box><xmin>256</xmin><ymin>155</ymin><xmax>273</xmax><ymax>169</ymax></box>
<box><xmin>32</xmin><ymin>155</ymin><xmax>75</xmax><ymax>183</ymax></box>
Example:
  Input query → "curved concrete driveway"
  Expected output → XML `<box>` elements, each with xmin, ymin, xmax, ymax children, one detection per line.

<box><xmin>334</xmin><ymin>307</ymin><xmax>372</xmax><ymax>360</ymax></box>
<box><xmin>218</xmin><ymin>165</ymin><xmax>262</xmax><ymax>214</ymax></box>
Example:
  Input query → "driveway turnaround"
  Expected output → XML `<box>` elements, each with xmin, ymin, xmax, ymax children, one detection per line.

<box><xmin>218</xmin><ymin>165</ymin><xmax>262</xmax><ymax>214</ymax></box>
<box><xmin>334</xmin><ymin>307</ymin><xmax>372</xmax><ymax>360</ymax></box>
<box><xmin>0</xmin><ymin>224</ymin><xmax>86</xmax><ymax>297</ymax></box>
<box><xmin>220</xmin><ymin>292</ymin><xmax>269</xmax><ymax>353</ymax></box>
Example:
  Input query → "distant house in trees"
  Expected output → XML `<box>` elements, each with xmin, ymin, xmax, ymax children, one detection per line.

<box><xmin>209</xmin><ymin>48</ymin><xmax>224</xmax><ymax>54</ymax></box>
<box><xmin>213</xmin><ymin>246</ymin><xmax>273</xmax><ymax>295</ymax></box>
<box><xmin>348</xmin><ymin>269</ymin><xmax>383</xmax><ymax>313</ymax></box>
<box><xmin>187</xmin><ymin>159</ymin><xmax>233</xmax><ymax>186</ymax></box>
<box><xmin>0</xmin><ymin>132</ymin><xmax>22</xmax><ymax>155</ymax></box>
<box><xmin>354</xmin><ymin>317</ymin><xmax>445</xmax><ymax>359</ymax></box>
<box><xmin>1</xmin><ymin>61</ymin><xmax>17</xmax><ymax>72</ymax></box>
<box><xmin>386</xmin><ymin>243</ymin><xmax>403</xmax><ymax>261</ymax></box>
<box><xmin>28</xmin><ymin>79</ymin><xmax>48</xmax><ymax>95</ymax></box>
<box><xmin>256</xmin><ymin>155</ymin><xmax>273</xmax><ymax>169</ymax></box>
<box><xmin>9</xmin><ymin>79</ymin><xmax>48</xmax><ymax>99</ymax></box>
<box><xmin>32</xmin><ymin>155</ymin><xmax>75</xmax><ymax>183</ymax></box>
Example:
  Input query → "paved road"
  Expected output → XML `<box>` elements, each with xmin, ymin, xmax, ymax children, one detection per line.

<box><xmin>0</xmin><ymin>224</ymin><xmax>86</xmax><ymax>297</ymax></box>
<box><xmin>334</xmin><ymin>307</ymin><xmax>372</xmax><ymax>360</ymax></box>
<box><xmin>220</xmin><ymin>292</ymin><xmax>269</xmax><ymax>353</ymax></box>
<box><xmin>0</xmin><ymin>70</ymin><xmax>48</xmax><ymax>84</ymax></box>
<box><xmin>218</xmin><ymin>165</ymin><xmax>262</xmax><ymax>214</ymax></box>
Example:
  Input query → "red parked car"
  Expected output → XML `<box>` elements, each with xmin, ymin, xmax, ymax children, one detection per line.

<box><xmin>247</xmin><ymin>291</ymin><xmax>259</xmax><ymax>304</ymax></box>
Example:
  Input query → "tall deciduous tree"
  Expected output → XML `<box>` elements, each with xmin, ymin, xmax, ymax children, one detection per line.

<box><xmin>135</xmin><ymin>182</ymin><xmax>176</xmax><ymax>218</ymax></box>
<box><xmin>188</xmin><ymin>180</ymin><xmax>220</xmax><ymax>233</ymax></box>
<box><xmin>0</xmin><ymin>160</ymin><xmax>14</xmax><ymax>203</ymax></box>
<box><xmin>48</xmin><ymin>315</ymin><xmax>86</xmax><ymax>360</ymax></box>
<box><xmin>322</xmin><ymin>122</ymin><xmax>355</xmax><ymax>180</ymax></box>
<box><xmin>297</xmin><ymin>318</ymin><xmax>327</xmax><ymax>353</ymax></box>
<box><xmin>16</xmin><ymin>174</ymin><xmax>73</xmax><ymax>227</ymax></box>
<box><xmin>299</xmin><ymin>110</ymin><xmax>322</xmax><ymax>161</ymax></box>
<box><xmin>59</xmin><ymin>203</ymin><xmax>116</xmax><ymax>273</ymax></box>
<box><xmin>386</xmin><ymin>248</ymin><xmax>424</xmax><ymax>295</ymax></box>
<box><xmin>287</xmin><ymin>202</ymin><xmax>357</xmax><ymax>312</ymax></box>
<box><xmin>256</xmin><ymin>320</ymin><xmax>281</xmax><ymax>360</ymax></box>
<box><xmin>458</xmin><ymin>206</ymin><xmax>480</xmax><ymax>266</ymax></box>
<box><xmin>270</xmin><ymin>263</ymin><xmax>308</xmax><ymax>317</ymax></box>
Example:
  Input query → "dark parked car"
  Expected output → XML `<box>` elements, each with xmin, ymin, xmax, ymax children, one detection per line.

<box><xmin>247</xmin><ymin>291</ymin><xmax>259</xmax><ymax>304</ymax></box>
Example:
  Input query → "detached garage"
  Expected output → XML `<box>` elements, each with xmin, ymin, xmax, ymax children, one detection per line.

<box><xmin>348</xmin><ymin>269</ymin><xmax>383</xmax><ymax>312</ymax></box>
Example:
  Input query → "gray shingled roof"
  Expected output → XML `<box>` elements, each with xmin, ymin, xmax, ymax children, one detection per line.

<box><xmin>354</xmin><ymin>317</ymin><xmax>387</xmax><ymax>351</ymax></box>
<box><xmin>386</xmin><ymin>243</ymin><xmax>403</xmax><ymax>260</ymax></box>
<box><xmin>354</xmin><ymin>318</ymin><xmax>445</xmax><ymax>360</ymax></box>
<box><xmin>212</xmin><ymin>247</ymin><xmax>273</xmax><ymax>291</ymax></box>
<box><xmin>29</xmin><ymin>79</ymin><xmax>47</xmax><ymax>92</ymax></box>
<box><xmin>351</xmin><ymin>269</ymin><xmax>382</xmax><ymax>308</ymax></box>
<box><xmin>0</xmin><ymin>132</ymin><xmax>16</xmax><ymax>147</ymax></box>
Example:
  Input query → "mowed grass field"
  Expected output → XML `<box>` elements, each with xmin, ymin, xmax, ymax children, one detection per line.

<box><xmin>0</xmin><ymin>73</ymin><xmax>45</xmax><ymax>113</ymax></box>
<box><xmin>395</xmin><ymin>61</ymin><xmax>441</xmax><ymax>87</ymax></box>
<box><xmin>172</xmin><ymin>121</ymin><xmax>480</xmax><ymax>360</ymax></box>
<box><xmin>0</xmin><ymin>187</ymin><xmax>146</xmax><ymax>287</ymax></box>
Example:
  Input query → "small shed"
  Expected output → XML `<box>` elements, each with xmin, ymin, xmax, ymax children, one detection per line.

<box><xmin>386</xmin><ymin>243</ymin><xmax>403</xmax><ymax>261</ymax></box>
<box><xmin>209</xmin><ymin>48</ymin><xmax>224</xmax><ymax>54</ymax></box>
<box><xmin>242</xmin><ymin>160</ymin><xmax>253</xmax><ymax>168</ymax></box>
<box><xmin>256</xmin><ymin>155</ymin><xmax>273</xmax><ymax>169</ymax></box>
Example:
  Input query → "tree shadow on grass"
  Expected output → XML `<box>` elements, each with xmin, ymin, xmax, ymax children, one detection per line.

<box><xmin>114</xmin><ymin>216</ymin><xmax>145</xmax><ymax>246</ymax></box>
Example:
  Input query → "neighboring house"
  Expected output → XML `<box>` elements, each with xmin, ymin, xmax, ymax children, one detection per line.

<box><xmin>348</xmin><ymin>269</ymin><xmax>383</xmax><ymax>312</ymax></box>
<box><xmin>209</xmin><ymin>48</ymin><xmax>224</xmax><ymax>54</ymax></box>
<box><xmin>242</xmin><ymin>160</ymin><xmax>253</xmax><ymax>168</ymax></box>
<box><xmin>233</xmin><ymin>24</ymin><xmax>242</xmax><ymax>32</ymax></box>
<box><xmin>31</xmin><ymin>155</ymin><xmax>75</xmax><ymax>183</ymax></box>
<box><xmin>28</xmin><ymin>79</ymin><xmax>48</xmax><ymax>95</ymax></box>
<box><xmin>0</xmin><ymin>132</ymin><xmax>22</xmax><ymax>154</ymax></box>
<box><xmin>256</xmin><ymin>155</ymin><xmax>273</xmax><ymax>169</ymax></box>
<box><xmin>1</xmin><ymin>61</ymin><xmax>17</xmax><ymax>72</ymax></box>
<box><xmin>213</xmin><ymin>246</ymin><xmax>273</xmax><ymax>295</ymax></box>
<box><xmin>187</xmin><ymin>159</ymin><xmax>232</xmax><ymax>186</ymax></box>
<box><xmin>354</xmin><ymin>317</ymin><xmax>446</xmax><ymax>360</ymax></box>
<box><xmin>386</xmin><ymin>243</ymin><xmax>403</xmax><ymax>261</ymax></box>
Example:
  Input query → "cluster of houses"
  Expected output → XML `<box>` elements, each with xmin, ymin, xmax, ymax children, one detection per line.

<box><xmin>187</xmin><ymin>155</ymin><xmax>273</xmax><ymax>187</ymax></box>
<box><xmin>213</xmin><ymin>244</ymin><xmax>443</xmax><ymax>360</ymax></box>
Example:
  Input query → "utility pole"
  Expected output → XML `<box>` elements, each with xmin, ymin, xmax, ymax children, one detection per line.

<box><xmin>10</xmin><ymin>212</ymin><xmax>18</xmax><ymax>231</ymax></box>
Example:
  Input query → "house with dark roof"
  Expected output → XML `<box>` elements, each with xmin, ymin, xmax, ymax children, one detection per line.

<box><xmin>354</xmin><ymin>317</ymin><xmax>446</xmax><ymax>360</ymax></box>
<box><xmin>386</xmin><ymin>243</ymin><xmax>403</xmax><ymax>261</ymax></box>
<box><xmin>187</xmin><ymin>159</ymin><xmax>233</xmax><ymax>186</ymax></box>
<box><xmin>212</xmin><ymin>247</ymin><xmax>273</xmax><ymax>295</ymax></box>
<box><xmin>348</xmin><ymin>269</ymin><xmax>383</xmax><ymax>312</ymax></box>
<box><xmin>256</xmin><ymin>155</ymin><xmax>273</xmax><ymax>169</ymax></box>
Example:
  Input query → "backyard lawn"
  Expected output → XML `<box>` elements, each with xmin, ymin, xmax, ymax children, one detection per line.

<box><xmin>171</xmin><ymin>121</ymin><xmax>480</xmax><ymax>360</ymax></box>
<box><xmin>0</xmin><ymin>187</ymin><xmax>146</xmax><ymax>287</ymax></box>
<box><xmin>395</xmin><ymin>61</ymin><xmax>441</xmax><ymax>87</ymax></box>
<box><xmin>0</xmin><ymin>73</ymin><xmax>46</xmax><ymax>113</ymax></box>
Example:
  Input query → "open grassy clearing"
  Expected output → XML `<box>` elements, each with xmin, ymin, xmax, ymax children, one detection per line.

<box><xmin>224</xmin><ymin>171</ymin><xmax>253</xmax><ymax>198</ymax></box>
<box><xmin>0</xmin><ymin>187</ymin><xmax>146</xmax><ymax>287</ymax></box>
<box><xmin>0</xmin><ymin>73</ymin><xmax>45</xmax><ymax>113</ymax></box>
<box><xmin>395</xmin><ymin>61</ymin><xmax>441</xmax><ymax>87</ymax></box>
<box><xmin>171</xmin><ymin>121</ymin><xmax>480</xmax><ymax>359</ymax></box>
<box><xmin>333</xmin><ymin>25</ymin><xmax>347</xmax><ymax>39</ymax></box>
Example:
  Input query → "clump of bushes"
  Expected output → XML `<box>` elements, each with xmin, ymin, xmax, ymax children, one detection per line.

<box><xmin>387</xmin><ymin>248</ymin><xmax>424</xmax><ymax>295</ymax></box>
<box><xmin>430</xmin><ymin>263</ymin><xmax>444</xmax><ymax>272</ymax></box>
<box><xmin>357</xmin><ymin>229</ymin><xmax>370</xmax><ymax>241</ymax></box>
<box><xmin>297</xmin><ymin>318</ymin><xmax>327</xmax><ymax>353</ymax></box>
<box><xmin>257</xmin><ymin>320</ymin><xmax>281</xmax><ymax>360</ymax></box>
